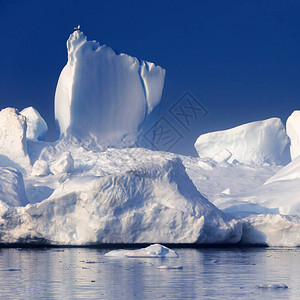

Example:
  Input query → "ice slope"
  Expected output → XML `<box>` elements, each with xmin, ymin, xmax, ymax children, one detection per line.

<box><xmin>286</xmin><ymin>110</ymin><xmax>300</xmax><ymax>160</ymax></box>
<box><xmin>194</xmin><ymin>118</ymin><xmax>289</xmax><ymax>165</ymax></box>
<box><xmin>0</xmin><ymin>108</ymin><xmax>30</xmax><ymax>172</ymax></box>
<box><xmin>0</xmin><ymin>144</ymin><xmax>241</xmax><ymax>245</ymax></box>
<box><xmin>0</xmin><ymin>167</ymin><xmax>28</xmax><ymax>210</ymax></box>
<box><xmin>251</xmin><ymin>156</ymin><xmax>300</xmax><ymax>215</ymax></box>
<box><xmin>55</xmin><ymin>30</ymin><xmax>165</xmax><ymax>147</ymax></box>
<box><xmin>210</xmin><ymin>156</ymin><xmax>300</xmax><ymax>217</ymax></box>
<box><xmin>20</xmin><ymin>107</ymin><xmax>48</xmax><ymax>141</ymax></box>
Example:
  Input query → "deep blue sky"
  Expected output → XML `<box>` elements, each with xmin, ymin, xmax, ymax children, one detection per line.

<box><xmin>1</xmin><ymin>0</ymin><xmax>300</xmax><ymax>156</ymax></box>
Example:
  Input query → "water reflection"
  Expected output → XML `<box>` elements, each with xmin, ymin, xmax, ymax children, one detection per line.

<box><xmin>0</xmin><ymin>247</ymin><xmax>299</xmax><ymax>299</ymax></box>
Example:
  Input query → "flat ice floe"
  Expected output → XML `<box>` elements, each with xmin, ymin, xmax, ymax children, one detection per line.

<box><xmin>105</xmin><ymin>244</ymin><xmax>179</xmax><ymax>258</ymax></box>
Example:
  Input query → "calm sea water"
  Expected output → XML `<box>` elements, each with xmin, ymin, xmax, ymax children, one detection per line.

<box><xmin>0</xmin><ymin>247</ymin><xmax>299</xmax><ymax>299</ymax></box>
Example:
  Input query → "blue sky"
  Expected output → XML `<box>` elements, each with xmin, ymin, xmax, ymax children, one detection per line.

<box><xmin>1</xmin><ymin>0</ymin><xmax>300</xmax><ymax>155</ymax></box>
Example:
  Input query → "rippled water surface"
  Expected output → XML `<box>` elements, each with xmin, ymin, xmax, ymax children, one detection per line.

<box><xmin>0</xmin><ymin>247</ymin><xmax>300</xmax><ymax>299</ymax></box>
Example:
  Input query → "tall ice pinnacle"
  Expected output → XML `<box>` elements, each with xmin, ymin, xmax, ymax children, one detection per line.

<box><xmin>54</xmin><ymin>30</ymin><xmax>166</xmax><ymax>147</ymax></box>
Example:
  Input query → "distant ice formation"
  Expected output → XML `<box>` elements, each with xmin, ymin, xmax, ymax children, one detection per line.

<box><xmin>194</xmin><ymin>118</ymin><xmax>289</xmax><ymax>165</ymax></box>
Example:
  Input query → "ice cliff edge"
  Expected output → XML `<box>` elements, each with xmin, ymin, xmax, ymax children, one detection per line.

<box><xmin>54</xmin><ymin>30</ymin><xmax>166</xmax><ymax>147</ymax></box>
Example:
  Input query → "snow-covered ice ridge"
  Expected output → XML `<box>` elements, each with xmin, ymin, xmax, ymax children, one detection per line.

<box><xmin>1</xmin><ymin>30</ymin><xmax>300</xmax><ymax>246</ymax></box>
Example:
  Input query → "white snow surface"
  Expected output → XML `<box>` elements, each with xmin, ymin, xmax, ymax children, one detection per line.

<box><xmin>20</xmin><ymin>107</ymin><xmax>48</xmax><ymax>141</ymax></box>
<box><xmin>55</xmin><ymin>30</ymin><xmax>165</xmax><ymax>147</ymax></box>
<box><xmin>0</xmin><ymin>140</ymin><xmax>242</xmax><ymax>245</ymax></box>
<box><xmin>286</xmin><ymin>110</ymin><xmax>300</xmax><ymax>160</ymax></box>
<box><xmin>0</xmin><ymin>108</ymin><xmax>30</xmax><ymax>172</ymax></box>
<box><xmin>194</xmin><ymin>118</ymin><xmax>289</xmax><ymax>165</ymax></box>
<box><xmin>105</xmin><ymin>244</ymin><xmax>179</xmax><ymax>258</ymax></box>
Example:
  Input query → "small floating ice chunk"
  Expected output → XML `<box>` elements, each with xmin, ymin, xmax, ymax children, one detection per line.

<box><xmin>157</xmin><ymin>265</ymin><xmax>183</xmax><ymax>269</ymax></box>
<box><xmin>208</xmin><ymin>259</ymin><xmax>219</xmax><ymax>263</ymax></box>
<box><xmin>125</xmin><ymin>244</ymin><xmax>179</xmax><ymax>258</ymax></box>
<box><xmin>105</xmin><ymin>244</ymin><xmax>179</xmax><ymax>258</ymax></box>
<box><xmin>258</xmin><ymin>283</ymin><xmax>288</xmax><ymax>289</ymax></box>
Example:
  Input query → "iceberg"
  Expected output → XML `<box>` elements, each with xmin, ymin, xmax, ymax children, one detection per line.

<box><xmin>1</xmin><ymin>29</ymin><xmax>300</xmax><ymax>247</ymax></box>
<box><xmin>0</xmin><ymin>112</ymin><xmax>298</xmax><ymax>246</ymax></box>
<box><xmin>286</xmin><ymin>110</ymin><xmax>300</xmax><ymax>160</ymax></box>
<box><xmin>194</xmin><ymin>118</ymin><xmax>289</xmax><ymax>165</ymax></box>
<box><xmin>20</xmin><ymin>107</ymin><xmax>48</xmax><ymax>141</ymax></box>
<box><xmin>54</xmin><ymin>30</ymin><xmax>165</xmax><ymax>147</ymax></box>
